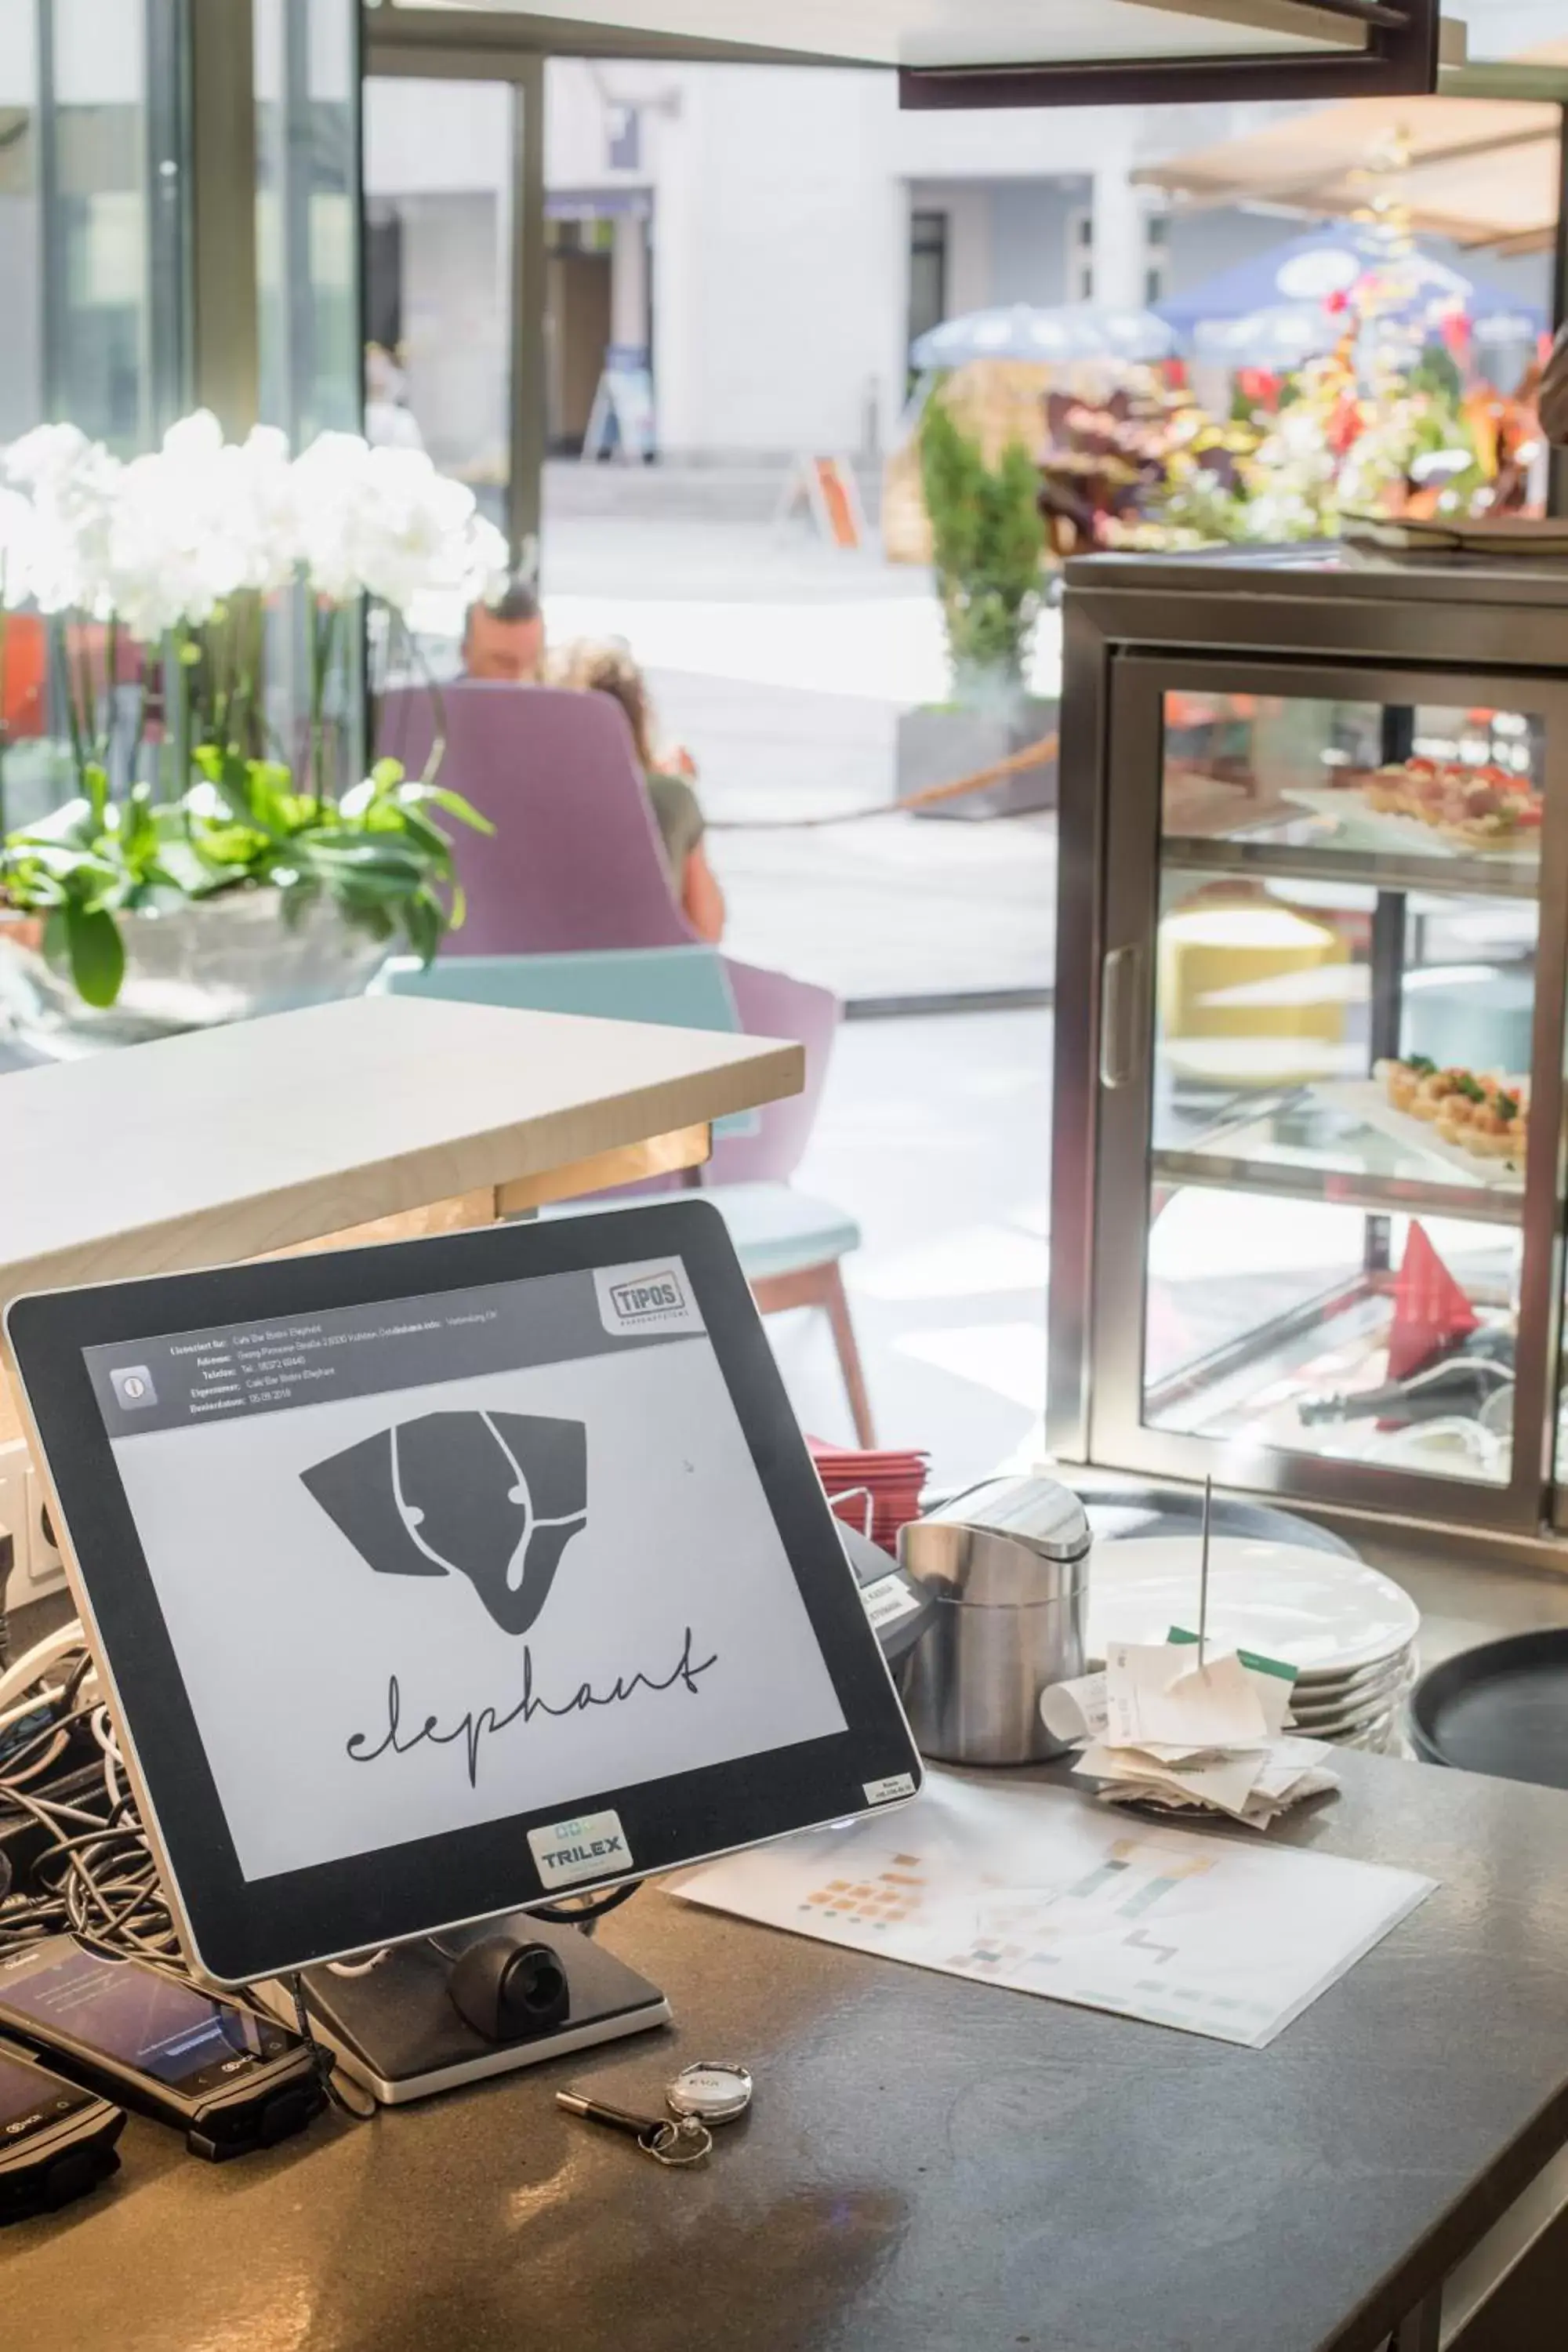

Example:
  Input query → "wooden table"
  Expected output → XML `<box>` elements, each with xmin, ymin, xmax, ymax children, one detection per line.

<box><xmin>6</xmin><ymin>1751</ymin><xmax>1568</xmax><ymax>2352</ymax></box>
<box><xmin>0</xmin><ymin>991</ymin><xmax>800</xmax><ymax>1446</ymax></box>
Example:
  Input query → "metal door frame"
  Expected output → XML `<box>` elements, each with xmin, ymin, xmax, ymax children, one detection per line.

<box><xmin>1082</xmin><ymin>648</ymin><xmax>1568</xmax><ymax>1538</ymax></box>
<box><xmin>361</xmin><ymin>5</ymin><xmax>858</xmax><ymax>572</ymax></box>
<box><xmin>361</xmin><ymin>30</ymin><xmax>546</xmax><ymax>573</ymax></box>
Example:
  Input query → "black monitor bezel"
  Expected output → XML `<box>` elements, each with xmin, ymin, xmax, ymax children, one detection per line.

<box><xmin>5</xmin><ymin>1200</ymin><xmax>921</xmax><ymax>1984</ymax></box>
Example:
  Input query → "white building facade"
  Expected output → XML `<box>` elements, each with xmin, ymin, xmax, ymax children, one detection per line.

<box><xmin>364</xmin><ymin>51</ymin><xmax>1555</xmax><ymax>475</ymax></box>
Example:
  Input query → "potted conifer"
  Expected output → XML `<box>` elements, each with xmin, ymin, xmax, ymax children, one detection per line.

<box><xmin>895</xmin><ymin>397</ymin><xmax>1055</xmax><ymax>819</ymax></box>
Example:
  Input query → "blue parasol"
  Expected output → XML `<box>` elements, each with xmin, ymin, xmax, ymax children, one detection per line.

<box><xmin>910</xmin><ymin>301</ymin><xmax>1177</xmax><ymax>369</ymax></box>
<box><xmin>1157</xmin><ymin>223</ymin><xmax>1543</xmax><ymax>361</ymax></box>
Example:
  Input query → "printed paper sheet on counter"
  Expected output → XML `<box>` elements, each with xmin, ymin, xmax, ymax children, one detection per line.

<box><xmin>670</xmin><ymin>1773</ymin><xmax>1432</xmax><ymax>2049</ymax></box>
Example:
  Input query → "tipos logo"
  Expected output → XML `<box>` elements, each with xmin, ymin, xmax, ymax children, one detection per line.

<box><xmin>301</xmin><ymin>1409</ymin><xmax>586</xmax><ymax>1636</ymax></box>
<box><xmin>607</xmin><ymin>1269</ymin><xmax>688</xmax><ymax>1325</ymax></box>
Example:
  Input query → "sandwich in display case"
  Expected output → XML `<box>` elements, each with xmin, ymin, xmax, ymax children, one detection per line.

<box><xmin>1048</xmin><ymin>543</ymin><xmax>1568</xmax><ymax>1541</ymax></box>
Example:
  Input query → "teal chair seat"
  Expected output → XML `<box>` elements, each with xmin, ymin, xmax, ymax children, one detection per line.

<box><xmin>702</xmin><ymin>1182</ymin><xmax>862</xmax><ymax>1283</ymax></box>
<box><xmin>551</xmin><ymin>1180</ymin><xmax>860</xmax><ymax>1284</ymax></box>
<box><xmin>377</xmin><ymin>947</ymin><xmax>876</xmax><ymax>1444</ymax></box>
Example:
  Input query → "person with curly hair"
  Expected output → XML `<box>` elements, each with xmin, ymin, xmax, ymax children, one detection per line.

<box><xmin>552</xmin><ymin>637</ymin><xmax>726</xmax><ymax>942</ymax></box>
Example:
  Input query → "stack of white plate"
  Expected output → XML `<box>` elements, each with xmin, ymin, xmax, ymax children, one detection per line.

<box><xmin>1087</xmin><ymin>1537</ymin><xmax>1421</xmax><ymax>1755</ymax></box>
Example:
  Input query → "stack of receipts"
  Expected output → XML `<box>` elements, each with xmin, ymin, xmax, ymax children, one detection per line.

<box><xmin>1045</xmin><ymin>1638</ymin><xmax>1339</xmax><ymax>1829</ymax></box>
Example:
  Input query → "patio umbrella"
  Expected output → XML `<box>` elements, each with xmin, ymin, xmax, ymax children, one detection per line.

<box><xmin>1189</xmin><ymin>307</ymin><xmax>1352</xmax><ymax>368</ymax></box>
<box><xmin>910</xmin><ymin>301</ymin><xmax>1176</xmax><ymax>369</ymax></box>
<box><xmin>1157</xmin><ymin>223</ymin><xmax>1543</xmax><ymax>361</ymax></box>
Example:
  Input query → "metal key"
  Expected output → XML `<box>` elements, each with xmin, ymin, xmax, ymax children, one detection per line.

<box><xmin>557</xmin><ymin>2088</ymin><xmax>713</xmax><ymax>2167</ymax></box>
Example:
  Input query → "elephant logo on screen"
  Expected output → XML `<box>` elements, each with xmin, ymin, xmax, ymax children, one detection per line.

<box><xmin>301</xmin><ymin>1410</ymin><xmax>587</xmax><ymax>1635</ymax></box>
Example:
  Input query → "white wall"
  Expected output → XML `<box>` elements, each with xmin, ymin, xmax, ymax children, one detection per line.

<box><xmin>365</xmin><ymin>60</ymin><xmax>1555</xmax><ymax>470</ymax></box>
<box><xmin>989</xmin><ymin>178</ymin><xmax>1085</xmax><ymax>307</ymax></box>
<box><xmin>548</xmin><ymin>57</ymin><xmax>680</xmax><ymax>192</ymax></box>
<box><xmin>652</xmin><ymin>67</ymin><xmax>906</xmax><ymax>462</ymax></box>
<box><xmin>364</xmin><ymin>78</ymin><xmax>510</xmax><ymax>197</ymax></box>
<box><xmin>0</xmin><ymin>6</ymin><xmax>34</xmax><ymax>106</ymax></box>
<box><xmin>891</xmin><ymin>95</ymin><xmax>1139</xmax><ymax>182</ymax></box>
<box><xmin>1164</xmin><ymin>205</ymin><xmax>1290</xmax><ymax>299</ymax></box>
<box><xmin>399</xmin><ymin>195</ymin><xmax>508</xmax><ymax>477</ymax></box>
<box><xmin>47</xmin><ymin>0</ymin><xmax>142</xmax><ymax>107</ymax></box>
<box><xmin>909</xmin><ymin>181</ymin><xmax>993</xmax><ymax>316</ymax></box>
<box><xmin>363</xmin><ymin>82</ymin><xmax>511</xmax><ymax>476</ymax></box>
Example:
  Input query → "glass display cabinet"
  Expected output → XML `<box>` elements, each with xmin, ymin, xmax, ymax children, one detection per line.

<box><xmin>1047</xmin><ymin>545</ymin><xmax>1568</xmax><ymax>1541</ymax></box>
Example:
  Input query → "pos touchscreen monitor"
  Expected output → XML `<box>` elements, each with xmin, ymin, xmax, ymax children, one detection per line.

<box><xmin>5</xmin><ymin>1201</ymin><xmax>920</xmax><ymax>1985</ymax></box>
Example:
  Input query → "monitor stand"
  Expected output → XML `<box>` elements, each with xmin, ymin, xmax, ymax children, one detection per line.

<box><xmin>276</xmin><ymin>1915</ymin><xmax>670</xmax><ymax>2106</ymax></box>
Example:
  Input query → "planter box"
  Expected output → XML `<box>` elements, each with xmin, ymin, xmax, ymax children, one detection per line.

<box><xmin>895</xmin><ymin>697</ymin><xmax>1058</xmax><ymax>819</ymax></box>
<box><xmin>0</xmin><ymin>891</ymin><xmax>389</xmax><ymax>1058</ymax></box>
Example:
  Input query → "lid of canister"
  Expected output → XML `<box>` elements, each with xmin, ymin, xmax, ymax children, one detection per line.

<box><xmin>920</xmin><ymin>1475</ymin><xmax>1091</xmax><ymax>1560</ymax></box>
<box><xmin>898</xmin><ymin>1475</ymin><xmax>1092</xmax><ymax>1606</ymax></box>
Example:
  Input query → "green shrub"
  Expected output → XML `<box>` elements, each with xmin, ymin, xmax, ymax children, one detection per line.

<box><xmin>919</xmin><ymin>397</ymin><xmax>1044</xmax><ymax>698</ymax></box>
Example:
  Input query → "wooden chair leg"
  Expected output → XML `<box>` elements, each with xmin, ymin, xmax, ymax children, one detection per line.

<box><xmin>822</xmin><ymin>1261</ymin><xmax>876</xmax><ymax>1450</ymax></box>
<box><xmin>749</xmin><ymin>1260</ymin><xmax>877</xmax><ymax>1449</ymax></box>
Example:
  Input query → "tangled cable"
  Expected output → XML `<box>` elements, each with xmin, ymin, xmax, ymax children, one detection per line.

<box><xmin>0</xmin><ymin>1633</ymin><xmax>181</xmax><ymax>1963</ymax></box>
<box><xmin>0</xmin><ymin>1630</ymin><xmax>374</xmax><ymax>2119</ymax></box>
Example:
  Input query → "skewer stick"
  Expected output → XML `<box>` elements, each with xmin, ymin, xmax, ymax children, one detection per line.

<box><xmin>1197</xmin><ymin>1475</ymin><xmax>1213</xmax><ymax>1669</ymax></box>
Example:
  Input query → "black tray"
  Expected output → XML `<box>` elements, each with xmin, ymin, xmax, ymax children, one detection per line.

<box><xmin>1410</xmin><ymin>1630</ymin><xmax>1568</xmax><ymax>1787</ymax></box>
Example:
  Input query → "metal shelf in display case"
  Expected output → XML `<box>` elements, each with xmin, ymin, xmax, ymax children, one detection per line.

<box><xmin>1149</xmin><ymin>1080</ymin><xmax>1526</xmax><ymax>1225</ymax></box>
<box><xmin>1048</xmin><ymin>546</ymin><xmax>1568</xmax><ymax>1544</ymax></box>
<box><xmin>1160</xmin><ymin>835</ymin><xmax>1541</xmax><ymax>904</ymax></box>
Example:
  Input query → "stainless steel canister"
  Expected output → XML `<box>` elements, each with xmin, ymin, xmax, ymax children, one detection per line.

<box><xmin>895</xmin><ymin>1475</ymin><xmax>1091</xmax><ymax>1765</ymax></box>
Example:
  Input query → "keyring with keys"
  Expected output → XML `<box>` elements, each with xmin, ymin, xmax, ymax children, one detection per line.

<box><xmin>557</xmin><ymin>2089</ymin><xmax>713</xmax><ymax>2168</ymax></box>
<box><xmin>666</xmin><ymin>2061</ymin><xmax>753</xmax><ymax>2125</ymax></box>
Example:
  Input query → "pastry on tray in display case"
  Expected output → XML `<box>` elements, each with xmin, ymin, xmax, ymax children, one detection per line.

<box><xmin>1273</xmin><ymin>752</ymin><xmax>1544</xmax><ymax>869</ymax></box>
<box><xmin>1361</xmin><ymin>757</ymin><xmax>1541</xmax><ymax>850</ymax></box>
<box><xmin>1375</xmin><ymin>1057</ymin><xmax>1528</xmax><ymax>1165</ymax></box>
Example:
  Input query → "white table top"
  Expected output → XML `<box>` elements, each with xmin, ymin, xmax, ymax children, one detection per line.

<box><xmin>0</xmin><ymin>993</ymin><xmax>800</xmax><ymax>1308</ymax></box>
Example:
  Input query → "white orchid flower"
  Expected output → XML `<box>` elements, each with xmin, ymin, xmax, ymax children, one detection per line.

<box><xmin>0</xmin><ymin>408</ymin><xmax>506</xmax><ymax>634</ymax></box>
<box><xmin>16</xmin><ymin>429</ymin><xmax>122</xmax><ymax>617</ymax></box>
<box><xmin>3</xmin><ymin>422</ymin><xmax>93</xmax><ymax>492</ymax></box>
<box><xmin>291</xmin><ymin>430</ymin><xmax>376</xmax><ymax>604</ymax></box>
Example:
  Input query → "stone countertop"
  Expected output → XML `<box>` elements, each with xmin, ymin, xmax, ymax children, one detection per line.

<box><xmin>7</xmin><ymin>1748</ymin><xmax>1568</xmax><ymax>2352</ymax></box>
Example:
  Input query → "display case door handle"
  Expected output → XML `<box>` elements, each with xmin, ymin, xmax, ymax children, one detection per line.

<box><xmin>1099</xmin><ymin>946</ymin><xmax>1140</xmax><ymax>1090</ymax></box>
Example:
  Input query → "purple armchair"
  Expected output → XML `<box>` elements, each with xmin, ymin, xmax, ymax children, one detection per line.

<box><xmin>377</xmin><ymin>681</ymin><xmax>695</xmax><ymax>955</ymax></box>
<box><xmin>377</xmin><ymin>681</ymin><xmax>836</xmax><ymax>1189</ymax></box>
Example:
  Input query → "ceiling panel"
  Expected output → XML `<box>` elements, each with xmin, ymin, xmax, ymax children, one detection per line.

<box><xmin>399</xmin><ymin>0</ymin><xmax>1372</xmax><ymax>71</ymax></box>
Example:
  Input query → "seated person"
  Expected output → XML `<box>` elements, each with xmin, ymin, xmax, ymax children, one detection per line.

<box><xmin>552</xmin><ymin>637</ymin><xmax>726</xmax><ymax>944</ymax></box>
<box><xmin>463</xmin><ymin>576</ymin><xmax>545</xmax><ymax>683</ymax></box>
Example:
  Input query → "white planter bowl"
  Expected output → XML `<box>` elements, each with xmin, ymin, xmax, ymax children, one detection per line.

<box><xmin>0</xmin><ymin>891</ymin><xmax>390</xmax><ymax>1057</ymax></box>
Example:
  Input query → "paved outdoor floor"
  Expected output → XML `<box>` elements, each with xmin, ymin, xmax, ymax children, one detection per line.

<box><xmin>539</xmin><ymin>481</ymin><xmax>1060</xmax><ymax>1004</ymax></box>
<box><xmin>766</xmin><ymin>1004</ymin><xmax>1053</xmax><ymax>1487</ymax></box>
<box><xmin>537</xmin><ymin>479</ymin><xmax>1060</xmax><ymax>1467</ymax></box>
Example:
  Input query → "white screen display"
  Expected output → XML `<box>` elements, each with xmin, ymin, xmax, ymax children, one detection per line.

<box><xmin>85</xmin><ymin>1258</ymin><xmax>847</xmax><ymax>1883</ymax></box>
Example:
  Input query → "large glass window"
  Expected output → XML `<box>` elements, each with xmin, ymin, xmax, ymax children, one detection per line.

<box><xmin>254</xmin><ymin>0</ymin><xmax>362</xmax><ymax>780</ymax></box>
<box><xmin>0</xmin><ymin>2</ymin><xmax>181</xmax><ymax>454</ymax></box>
<box><xmin>46</xmin><ymin>0</ymin><xmax>169</xmax><ymax>451</ymax></box>
<box><xmin>363</xmin><ymin>74</ymin><xmax>514</xmax><ymax>539</ymax></box>
<box><xmin>0</xmin><ymin>7</ymin><xmax>43</xmax><ymax>441</ymax></box>
<box><xmin>255</xmin><ymin>0</ymin><xmax>360</xmax><ymax>445</ymax></box>
<box><xmin>1</xmin><ymin>3</ymin><xmax>184</xmax><ymax>829</ymax></box>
